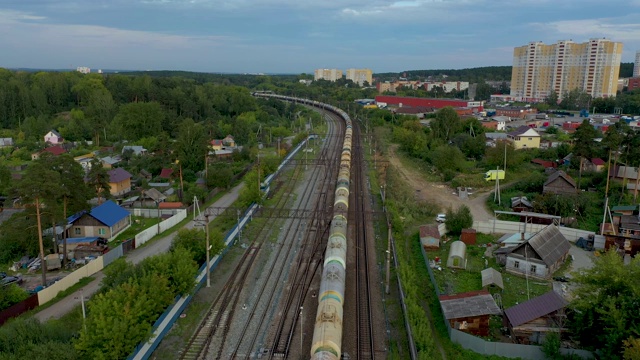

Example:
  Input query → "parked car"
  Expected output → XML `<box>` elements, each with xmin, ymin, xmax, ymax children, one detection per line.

<box><xmin>436</xmin><ymin>214</ymin><xmax>446</xmax><ymax>223</ymax></box>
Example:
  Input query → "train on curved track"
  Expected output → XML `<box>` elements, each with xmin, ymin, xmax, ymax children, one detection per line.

<box><xmin>253</xmin><ymin>91</ymin><xmax>352</xmax><ymax>360</ymax></box>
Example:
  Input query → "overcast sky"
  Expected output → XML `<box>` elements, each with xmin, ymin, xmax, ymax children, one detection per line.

<box><xmin>1</xmin><ymin>0</ymin><xmax>639</xmax><ymax>74</ymax></box>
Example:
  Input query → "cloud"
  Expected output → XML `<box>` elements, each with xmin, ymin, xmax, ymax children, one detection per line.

<box><xmin>0</xmin><ymin>9</ymin><xmax>46</xmax><ymax>23</ymax></box>
<box><xmin>537</xmin><ymin>18</ymin><xmax>640</xmax><ymax>41</ymax></box>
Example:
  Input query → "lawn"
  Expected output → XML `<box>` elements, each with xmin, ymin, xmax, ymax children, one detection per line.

<box><xmin>427</xmin><ymin>232</ymin><xmax>551</xmax><ymax>309</ymax></box>
<box><xmin>111</xmin><ymin>216</ymin><xmax>159</xmax><ymax>245</ymax></box>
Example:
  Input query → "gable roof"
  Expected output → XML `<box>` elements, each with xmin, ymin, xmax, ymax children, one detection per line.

<box><xmin>439</xmin><ymin>290</ymin><xmax>502</xmax><ymax>319</ymax></box>
<box><xmin>505</xmin><ymin>290</ymin><xmax>567</xmax><ymax>327</ymax></box>
<box><xmin>42</xmin><ymin>145</ymin><xmax>67</xmax><ymax>156</ymax></box>
<box><xmin>89</xmin><ymin>200</ymin><xmax>130</xmax><ymax>227</ymax></box>
<box><xmin>511</xmin><ymin>196</ymin><xmax>532</xmax><ymax>208</ymax></box>
<box><xmin>481</xmin><ymin>268</ymin><xmax>504</xmax><ymax>289</ymax></box>
<box><xmin>141</xmin><ymin>188</ymin><xmax>166</xmax><ymax>202</ymax></box>
<box><xmin>47</xmin><ymin>129</ymin><xmax>62</xmax><ymax>138</ymax></box>
<box><xmin>508</xmin><ymin>126</ymin><xmax>540</xmax><ymax>137</ymax></box>
<box><xmin>108</xmin><ymin>168</ymin><xmax>132</xmax><ymax>183</ymax></box>
<box><xmin>591</xmin><ymin>158</ymin><xmax>605</xmax><ymax>166</ymax></box>
<box><xmin>511</xmin><ymin>225</ymin><xmax>570</xmax><ymax>267</ymax></box>
<box><xmin>210</xmin><ymin>139</ymin><xmax>223</xmax><ymax>146</ymax></box>
<box><xmin>544</xmin><ymin>170</ymin><xmax>576</xmax><ymax>188</ymax></box>
<box><xmin>159</xmin><ymin>168</ymin><xmax>174</xmax><ymax>179</ymax></box>
<box><xmin>420</xmin><ymin>224</ymin><xmax>440</xmax><ymax>239</ymax></box>
<box><xmin>532</xmin><ymin>158</ymin><xmax>556</xmax><ymax>168</ymax></box>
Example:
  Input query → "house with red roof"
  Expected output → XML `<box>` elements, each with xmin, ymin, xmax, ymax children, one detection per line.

<box><xmin>159</xmin><ymin>168</ymin><xmax>174</xmax><ymax>179</ymax></box>
<box><xmin>210</xmin><ymin>139</ymin><xmax>224</xmax><ymax>151</ymax></box>
<box><xmin>584</xmin><ymin>158</ymin><xmax>605</xmax><ymax>172</ymax></box>
<box><xmin>31</xmin><ymin>145</ymin><xmax>67</xmax><ymax>160</ymax></box>
<box><xmin>107</xmin><ymin>168</ymin><xmax>132</xmax><ymax>196</ymax></box>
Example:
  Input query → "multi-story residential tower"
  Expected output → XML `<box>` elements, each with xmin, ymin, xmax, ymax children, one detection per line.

<box><xmin>511</xmin><ymin>39</ymin><xmax>623</xmax><ymax>101</ymax></box>
<box><xmin>314</xmin><ymin>69</ymin><xmax>343</xmax><ymax>82</ymax></box>
<box><xmin>345</xmin><ymin>68</ymin><xmax>373</xmax><ymax>86</ymax></box>
<box><xmin>634</xmin><ymin>50</ymin><xmax>640</xmax><ymax>77</ymax></box>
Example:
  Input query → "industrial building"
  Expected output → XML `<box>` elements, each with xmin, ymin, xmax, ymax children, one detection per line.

<box><xmin>510</xmin><ymin>39</ymin><xmax>623</xmax><ymax>102</ymax></box>
<box><xmin>374</xmin><ymin>95</ymin><xmax>483</xmax><ymax>112</ymax></box>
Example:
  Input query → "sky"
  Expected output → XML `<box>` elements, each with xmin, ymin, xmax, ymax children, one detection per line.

<box><xmin>1</xmin><ymin>0</ymin><xmax>639</xmax><ymax>74</ymax></box>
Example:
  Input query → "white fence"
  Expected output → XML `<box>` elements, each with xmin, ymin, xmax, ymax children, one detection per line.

<box><xmin>135</xmin><ymin>209</ymin><xmax>187</xmax><ymax>247</ymax></box>
<box><xmin>37</xmin><ymin>256</ymin><xmax>105</xmax><ymax>305</ymax></box>
<box><xmin>473</xmin><ymin>220</ymin><xmax>596</xmax><ymax>243</ymax></box>
<box><xmin>128</xmin><ymin>208</ymin><xmax>180</xmax><ymax>218</ymax></box>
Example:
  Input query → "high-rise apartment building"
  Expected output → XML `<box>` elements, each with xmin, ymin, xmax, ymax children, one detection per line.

<box><xmin>510</xmin><ymin>39</ymin><xmax>623</xmax><ymax>101</ymax></box>
<box><xmin>314</xmin><ymin>69</ymin><xmax>343</xmax><ymax>82</ymax></box>
<box><xmin>345</xmin><ymin>68</ymin><xmax>373</xmax><ymax>86</ymax></box>
<box><xmin>634</xmin><ymin>50</ymin><xmax>640</xmax><ymax>77</ymax></box>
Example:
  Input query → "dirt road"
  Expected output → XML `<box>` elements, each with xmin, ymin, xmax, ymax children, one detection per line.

<box><xmin>387</xmin><ymin>146</ymin><xmax>492</xmax><ymax>221</ymax></box>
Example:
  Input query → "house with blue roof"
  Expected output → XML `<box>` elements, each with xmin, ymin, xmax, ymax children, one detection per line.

<box><xmin>68</xmin><ymin>200</ymin><xmax>131</xmax><ymax>240</ymax></box>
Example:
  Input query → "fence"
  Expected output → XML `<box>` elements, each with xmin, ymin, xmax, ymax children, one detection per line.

<box><xmin>0</xmin><ymin>294</ymin><xmax>39</xmax><ymax>326</ymax></box>
<box><xmin>473</xmin><ymin>220</ymin><xmax>596</xmax><ymax>243</ymax></box>
<box><xmin>37</xmin><ymin>255</ymin><xmax>105</xmax><ymax>305</ymax></box>
<box><xmin>128</xmin><ymin>208</ymin><xmax>180</xmax><ymax>218</ymax></box>
<box><xmin>135</xmin><ymin>209</ymin><xmax>187</xmax><ymax>247</ymax></box>
<box><xmin>420</xmin><ymin>239</ymin><xmax>594</xmax><ymax>359</ymax></box>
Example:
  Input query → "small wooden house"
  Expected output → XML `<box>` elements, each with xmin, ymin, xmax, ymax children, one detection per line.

<box><xmin>543</xmin><ymin>171</ymin><xmax>576</xmax><ymax>195</ymax></box>
<box><xmin>505</xmin><ymin>225</ymin><xmax>570</xmax><ymax>280</ymax></box>
<box><xmin>504</xmin><ymin>290</ymin><xmax>568</xmax><ymax>344</ymax></box>
<box><xmin>420</xmin><ymin>224</ymin><xmax>441</xmax><ymax>250</ymax></box>
<box><xmin>511</xmin><ymin>196</ymin><xmax>533</xmax><ymax>212</ymax></box>
<box><xmin>439</xmin><ymin>290</ymin><xmax>502</xmax><ymax>336</ymax></box>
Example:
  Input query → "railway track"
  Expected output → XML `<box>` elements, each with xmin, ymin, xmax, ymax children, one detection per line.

<box><xmin>352</xmin><ymin>122</ymin><xmax>376</xmax><ymax>359</ymax></box>
<box><xmin>179</xmin><ymin>105</ymin><xmax>344</xmax><ymax>360</ymax></box>
<box><xmin>266</xmin><ymin>109</ymin><xmax>344</xmax><ymax>359</ymax></box>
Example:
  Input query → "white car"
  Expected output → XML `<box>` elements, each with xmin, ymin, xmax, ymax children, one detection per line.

<box><xmin>436</xmin><ymin>214</ymin><xmax>446</xmax><ymax>223</ymax></box>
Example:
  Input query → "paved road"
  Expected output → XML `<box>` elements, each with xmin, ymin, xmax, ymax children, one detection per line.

<box><xmin>34</xmin><ymin>184</ymin><xmax>244</xmax><ymax>322</ymax></box>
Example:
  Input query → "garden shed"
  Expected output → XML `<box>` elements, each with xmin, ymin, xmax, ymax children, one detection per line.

<box><xmin>439</xmin><ymin>290</ymin><xmax>502</xmax><ymax>336</ymax></box>
<box><xmin>447</xmin><ymin>241</ymin><xmax>467</xmax><ymax>269</ymax></box>
<box><xmin>420</xmin><ymin>224</ymin><xmax>441</xmax><ymax>250</ymax></box>
<box><xmin>481</xmin><ymin>267</ymin><xmax>504</xmax><ymax>290</ymax></box>
<box><xmin>460</xmin><ymin>229</ymin><xmax>476</xmax><ymax>245</ymax></box>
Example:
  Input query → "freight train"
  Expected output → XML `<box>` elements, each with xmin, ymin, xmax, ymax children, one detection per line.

<box><xmin>252</xmin><ymin>92</ymin><xmax>352</xmax><ymax>360</ymax></box>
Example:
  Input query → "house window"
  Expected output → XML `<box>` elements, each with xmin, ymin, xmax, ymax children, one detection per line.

<box><xmin>98</xmin><ymin>228</ymin><xmax>106</xmax><ymax>235</ymax></box>
<box><xmin>528</xmin><ymin>137</ymin><xmax>533</xmax><ymax>140</ymax></box>
<box><xmin>530</xmin><ymin>265</ymin><xmax>537</xmax><ymax>273</ymax></box>
<box><xmin>514</xmin><ymin>261</ymin><xmax>520</xmax><ymax>269</ymax></box>
<box><xmin>74</xmin><ymin>227</ymin><xmax>81</xmax><ymax>235</ymax></box>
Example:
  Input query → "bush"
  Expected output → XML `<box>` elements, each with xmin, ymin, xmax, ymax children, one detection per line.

<box><xmin>445</xmin><ymin>205</ymin><xmax>473</xmax><ymax>235</ymax></box>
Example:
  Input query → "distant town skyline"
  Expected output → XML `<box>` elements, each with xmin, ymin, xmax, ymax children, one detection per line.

<box><xmin>1</xmin><ymin>0</ymin><xmax>639</xmax><ymax>74</ymax></box>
